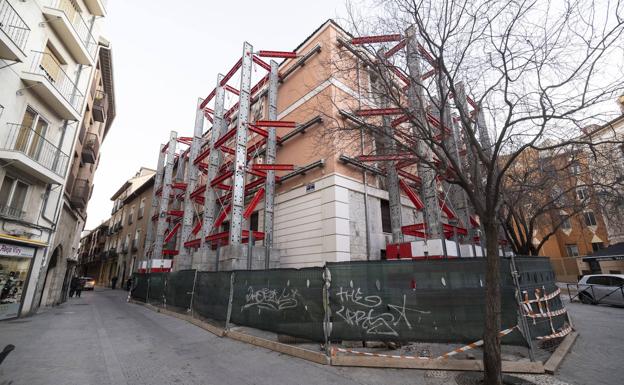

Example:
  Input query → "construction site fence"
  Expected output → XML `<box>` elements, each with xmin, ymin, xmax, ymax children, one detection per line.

<box><xmin>130</xmin><ymin>257</ymin><xmax>569</xmax><ymax>345</ymax></box>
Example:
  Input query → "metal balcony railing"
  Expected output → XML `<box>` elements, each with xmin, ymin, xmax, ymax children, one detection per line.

<box><xmin>93</xmin><ymin>90</ymin><xmax>107</xmax><ymax>122</ymax></box>
<box><xmin>3</xmin><ymin>123</ymin><xmax>69</xmax><ymax>177</ymax></box>
<box><xmin>131</xmin><ymin>239</ymin><xmax>138</xmax><ymax>251</ymax></box>
<box><xmin>45</xmin><ymin>0</ymin><xmax>97</xmax><ymax>59</ymax></box>
<box><xmin>26</xmin><ymin>51</ymin><xmax>84</xmax><ymax>113</ymax></box>
<box><xmin>82</xmin><ymin>132</ymin><xmax>98</xmax><ymax>163</ymax></box>
<box><xmin>0</xmin><ymin>0</ymin><xmax>30</xmax><ymax>52</ymax></box>
<box><xmin>0</xmin><ymin>203</ymin><xmax>25</xmax><ymax>221</ymax></box>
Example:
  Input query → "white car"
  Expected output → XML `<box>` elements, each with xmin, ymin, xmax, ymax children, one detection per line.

<box><xmin>577</xmin><ymin>274</ymin><xmax>624</xmax><ymax>306</ymax></box>
<box><xmin>81</xmin><ymin>277</ymin><xmax>96</xmax><ymax>291</ymax></box>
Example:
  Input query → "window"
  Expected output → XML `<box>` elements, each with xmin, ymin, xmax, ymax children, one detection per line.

<box><xmin>380</xmin><ymin>199</ymin><xmax>391</xmax><ymax>233</ymax></box>
<box><xmin>570</xmin><ymin>162</ymin><xmax>581</xmax><ymax>175</ymax></box>
<box><xmin>128</xmin><ymin>206</ymin><xmax>134</xmax><ymax>225</ymax></box>
<box><xmin>591</xmin><ymin>242</ymin><xmax>604</xmax><ymax>252</ymax></box>
<box><xmin>16</xmin><ymin>107</ymin><xmax>49</xmax><ymax>160</ymax></box>
<box><xmin>560</xmin><ymin>215</ymin><xmax>572</xmax><ymax>230</ymax></box>
<box><xmin>584</xmin><ymin>211</ymin><xmax>597</xmax><ymax>226</ymax></box>
<box><xmin>138</xmin><ymin>198</ymin><xmax>145</xmax><ymax>219</ymax></box>
<box><xmin>587</xmin><ymin>276</ymin><xmax>609</xmax><ymax>285</ymax></box>
<box><xmin>250</xmin><ymin>211</ymin><xmax>259</xmax><ymax>231</ymax></box>
<box><xmin>0</xmin><ymin>176</ymin><xmax>29</xmax><ymax>218</ymax></box>
<box><xmin>565</xmin><ymin>244</ymin><xmax>579</xmax><ymax>257</ymax></box>
<box><xmin>576</xmin><ymin>188</ymin><xmax>589</xmax><ymax>201</ymax></box>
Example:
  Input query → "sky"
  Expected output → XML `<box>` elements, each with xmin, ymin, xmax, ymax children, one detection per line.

<box><xmin>86</xmin><ymin>0</ymin><xmax>346</xmax><ymax>229</ymax></box>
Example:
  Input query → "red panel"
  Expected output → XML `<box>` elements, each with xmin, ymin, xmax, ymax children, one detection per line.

<box><xmin>191</xmin><ymin>220</ymin><xmax>202</xmax><ymax>235</ymax></box>
<box><xmin>184</xmin><ymin>238</ymin><xmax>201</xmax><ymax>248</ymax></box>
<box><xmin>439</xmin><ymin>199</ymin><xmax>456</xmax><ymax>219</ymax></box>
<box><xmin>397</xmin><ymin>170</ymin><xmax>422</xmax><ymax>185</ymax></box>
<box><xmin>190</xmin><ymin>185</ymin><xmax>206</xmax><ymax>200</ymax></box>
<box><xmin>162</xmin><ymin>250</ymin><xmax>179</xmax><ymax>256</ymax></box>
<box><xmin>357</xmin><ymin>153</ymin><xmax>418</xmax><ymax>162</ymax></box>
<box><xmin>351</xmin><ymin>34</ymin><xmax>403</xmax><ymax>44</ymax></box>
<box><xmin>258</xmin><ymin>50</ymin><xmax>298</xmax><ymax>58</ymax></box>
<box><xmin>401</xmin><ymin>223</ymin><xmax>426</xmax><ymax>232</ymax></box>
<box><xmin>224</xmin><ymin>84</ymin><xmax>240</xmax><ymax>96</ymax></box>
<box><xmin>215</xmin><ymin>183</ymin><xmax>232</xmax><ymax>191</ymax></box>
<box><xmin>247</xmin><ymin>124</ymin><xmax>270</xmax><ymax>138</ymax></box>
<box><xmin>167</xmin><ymin>210</ymin><xmax>184</xmax><ymax>217</ymax></box>
<box><xmin>254</xmin><ymin>120</ymin><xmax>296</xmax><ymax>128</ymax></box>
<box><xmin>219</xmin><ymin>146</ymin><xmax>235</xmax><ymax>155</ymax></box>
<box><xmin>386</xmin><ymin>243</ymin><xmax>399</xmax><ymax>259</ymax></box>
<box><xmin>171</xmin><ymin>182</ymin><xmax>187</xmax><ymax>190</ymax></box>
<box><xmin>391</xmin><ymin>115</ymin><xmax>409</xmax><ymax>127</ymax></box>
<box><xmin>399</xmin><ymin>242</ymin><xmax>412</xmax><ymax>258</ymax></box>
<box><xmin>243</xmin><ymin>188</ymin><xmax>265</xmax><ymax>218</ymax></box>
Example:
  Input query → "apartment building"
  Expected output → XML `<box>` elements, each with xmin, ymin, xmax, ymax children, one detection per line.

<box><xmin>80</xmin><ymin>168</ymin><xmax>155</xmax><ymax>287</ymax></box>
<box><xmin>0</xmin><ymin>0</ymin><xmax>109</xmax><ymax>319</ymax></box>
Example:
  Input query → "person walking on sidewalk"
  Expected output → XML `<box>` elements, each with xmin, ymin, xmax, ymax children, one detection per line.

<box><xmin>75</xmin><ymin>277</ymin><xmax>84</xmax><ymax>298</ymax></box>
<box><xmin>111</xmin><ymin>276</ymin><xmax>118</xmax><ymax>290</ymax></box>
<box><xmin>69</xmin><ymin>276</ymin><xmax>80</xmax><ymax>298</ymax></box>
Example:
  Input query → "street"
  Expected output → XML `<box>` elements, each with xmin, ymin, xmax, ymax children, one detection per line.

<box><xmin>0</xmin><ymin>288</ymin><xmax>622</xmax><ymax>385</ymax></box>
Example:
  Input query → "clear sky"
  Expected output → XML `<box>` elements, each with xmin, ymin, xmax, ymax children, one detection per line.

<box><xmin>86</xmin><ymin>0</ymin><xmax>346</xmax><ymax>229</ymax></box>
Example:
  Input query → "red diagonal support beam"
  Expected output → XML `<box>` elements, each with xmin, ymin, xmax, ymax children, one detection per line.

<box><xmin>422</xmin><ymin>68</ymin><xmax>436</xmax><ymax>80</ymax></box>
<box><xmin>164</xmin><ymin>222</ymin><xmax>181</xmax><ymax>243</ymax></box>
<box><xmin>194</xmin><ymin>146</ymin><xmax>211</xmax><ymax>165</ymax></box>
<box><xmin>442</xmin><ymin>223</ymin><xmax>468</xmax><ymax>236</ymax></box>
<box><xmin>351</xmin><ymin>34</ymin><xmax>403</xmax><ymax>45</ymax></box>
<box><xmin>356</xmin><ymin>108</ymin><xmax>403</xmax><ymax>116</ymax></box>
<box><xmin>224</xmin><ymin>84</ymin><xmax>240</xmax><ymax>96</ymax></box>
<box><xmin>399</xmin><ymin>179</ymin><xmax>424</xmax><ymax>210</ymax></box>
<box><xmin>221</xmin><ymin>58</ymin><xmax>243</xmax><ymax>86</ymax></box>
<box><xmin>252</xmin><ymin>55</ymin><xmax>271</xmax><ymax>71</ymax></box>
<box><xmin>215</xmin><ymin>183</ymin><xmax>232</xmax><ymax>191</ymax></box>
<box><xmin>224</xmin><ymin>102</ymin><xmax>240</xmax><ymax>120</ymax></box>
<box><xmin>167</xmin><ymin>210</ymin><xmax>184</xmax><ymax>217</ymax></box>
<box><xmin>385</xmin><ymin>39</ymin><xmax>407</xmax><ymax>57</ymax></box>
<box><xmin>470</xmin><ymin>215</ymin><xmax>480</xmax><ymax>228</ymax></box>
<box><xmin>417</xmin><ymin>43</ymin><xmax>435</xmax><ymax>66</ymax></box>
<box><xmin>190</xmin><ymin>185</ymin><xmax>206</xmax><ymax>200</ymax></box>
<box><xmin>243</xmin><ymin>188</ymin><xmax>265</xmax><ymax>218</ymax></box>
<box><xmin>210</xmin><ymin>170</ymin><xmax>234</xmax><ymax>187</ymax></box>
<box><xmin>184</xmin><ymin>238</ymin><xmax>201</xmax><ymax>248</ymax></box>
<box><xmin>251</xmin><ymin>164</ymin><xmax>294</xmax><ymax>171</ymax></box>
<box><xmin>171</xmin><ymin>182</ymin><xmax>187</xmax><ymax>190</ymax></box>
<box><xmin>199</xmin><ymin>88</ymin><xmax>216</xmax><ymax>110</ymax></box>
<box><xmin>397</xmin><ymin>169</ymin><xmax>422</xmax><ymax>185</ymax></box>
<box><xmin>191</xmin><ymin>219</ymin><xmax>202</xmax><ymax>235</ymax></box>
<box><xmin>247</xmin><ymin>124</ymin><xmax>270</xmax><ymax>138</ymax></box>
<box><xmin>247</xmin><ymin>138</ymin><xmax>267</xmax><ymax>156</ymax></box>
<box><xmin>247</xmin><ymin>168</ymin><xmax>267</xmax><ymax>179</ymax></box>
<box><xmin>213</xmin><ymin>204</ymin><xmax>232</xmax><ymax>229</ymax></box>
<box><xmin>245</xmin><ymin>177</ymin><xmax>266</xmax><ymax>192</ymax></box>
<box><xmin>219</xmin><ymin>146</ymin><xmax>235</xmax><ymax>155</ymax></box>
<box><xmin>213</xmin><ymin>127</ymin><xmax>237</xmax><ymax>149</ymax></box>
<box><xmin>439</xmin><ymin>199</ymin><xmax>456</xmax><ymax>219</ymax></box>
<box><xmin>390</xmin><ymin>66</ymin><xmax>410</xmax><ymax>85</ymax></box>
<box><xmin>258</xmin><ymin>50</ymin><xmax>298</xmax><ymax>59</ymax></box>
<box><xmin>254</xmin><ymin>120</ymin><xmax>296</xmax><ymax>128</ymax></box>
<box><xmin>391</xmin><ymin>114</ymin><xmax>409</xmax><ymax>127</ymax></box>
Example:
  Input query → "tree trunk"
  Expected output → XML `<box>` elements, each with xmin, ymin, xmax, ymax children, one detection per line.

<box><xmin>483</xmin><ymin>219</ymin><xmax>502</xmax><ymax>385</ymax></box>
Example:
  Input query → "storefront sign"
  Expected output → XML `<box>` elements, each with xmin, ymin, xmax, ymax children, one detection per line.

<box><xmin>0</xmin><ymin>243</ymin><xmax>35</xmax><ymax>258</ymax></box>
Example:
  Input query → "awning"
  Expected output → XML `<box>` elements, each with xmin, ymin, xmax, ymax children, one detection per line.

<box><xmin>0</xmin><ymin>233</ymin><xmax>48</xmax><ymax>247</ymax></box>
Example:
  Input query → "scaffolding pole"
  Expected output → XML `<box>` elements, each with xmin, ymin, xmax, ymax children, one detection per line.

<box><xmin>405</xmin><ymin>26</ymin><xmax>443</xmax><ymax>240</ymax></box>
<box><xmin>201</xmin><ymin>75</ymin><xmax>227</xmax><ymax>267</ymax></box>
<box><xmin>153</xmin><ymin>131</ymin><xmax>177</xmax><ymax>260</ymax></box>
<box><xmin>229</xmin><ymin>42</ymin><xmax>253</xmax><ymax>245</ymax></box>
<box><xmin>263</xmin><ymin>60</ymin><xmax>278</xmax><ymax>268</ymax></box>
<box><xmin>143</xmin><ymin>143</ymin><xmax>166</xmax><ymax>268</ymax></box>
<box><xmin>179</xmin><ymin>98</ymin><xmax>205</xmax><ymax>269</ymax></box>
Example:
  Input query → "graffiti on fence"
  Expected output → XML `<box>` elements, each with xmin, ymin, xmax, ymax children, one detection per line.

<box><xmin>242</xmin><ymin>286</ymin><xmax>299</xmax><ymax>311</ymax></box>
<box><xmin>335</xmin><ymin>287</ymin><xmax>430</xmax><ymax>336</ymax></box>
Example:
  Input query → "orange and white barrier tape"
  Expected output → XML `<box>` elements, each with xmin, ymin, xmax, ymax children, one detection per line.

<box><xmin>522</xmin><ymin>288</ymin><xmax>560</xmax><ymax>304</ymax></box>
<box><xmin>536</xmin><ymin>325</ymin><xmax>572</xmax><ymax>340</ymax></box>
<box><xmin>525</xmin><ymin>307</ymin><xmax>567</xmax><ymax>319</ymax></box>
<box><xmin>436</xmin><ymin>325</ymin><xmax>518</xmax><ymax>359</ymax></box>
<box><xmin>331</xmin><ymin>325</ymin><xmax>519</xmax><ymax>361</ymax></box>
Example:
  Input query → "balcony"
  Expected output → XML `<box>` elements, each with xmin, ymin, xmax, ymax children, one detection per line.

<box><xmin>131</xmin><ymin>239</ymin><xmax>138</xmax><ymax>252</ymax></box>
<box><xmin>0</xmin><ymin>123</ymin><xmax>69</xmax><ymax>184</ymax></box>
<box><xmin>0</xmin><ymin>203</ymin><xmax>25</xmax><ymax>221</ymax></box>
<box><xmin>0</xmin><ymin>0</ymin><xmax>30</xmax><ymax>62</ymax></box>
<box><xmin>81</xmin><ymin>132</ymin><xmax>98</xmax><ymax>163</ymax></box>
<box><xmin>83</xmin><ymin>0</ymin><xmax>106</xmax><ymax>17</ymax></box>
<box><xmin>20</xmin><ymin>51</ymin><xmax>84</xmax><ymax>121</ymax></box>
<box><xmin>92</xmin><ymin>90</ymin><xmax>107</xmax><ymax>122</ymax></box>
<box><xmin>70</xmin><ymin>178</ymin><xmax>90</xmax><ymax>209</ymax></box>
<box><xmin>122</xmin><ymin>243</ymin><xmax>128</xmax><ymax>253</ymax></box>
<box><xmin>41</xmin><ymin>0</ymin><xmax>97</xmax><ymax>65</ymax></box>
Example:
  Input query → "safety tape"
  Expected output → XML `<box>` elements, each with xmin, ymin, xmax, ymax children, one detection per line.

<box><xmin>331</xmin><ymin>325</ymin><xmax>519</xmax><ymax>360</ymax></box>
<box><xmin>525</xmin><ymin>307</ymin><xmax>567</xmax><ymax>319</ymax></box>
<box><xmin>437</xmin><ymin>325</ymin><xmax>518</xmax><ymax>359</ymax></box>
<box><xmin>536</xmin><ymin>325</ymin><xmax>572</xmax><ymax>340</ymax></box>
<box><xmin>522</xmin><ymin>288</ymin><xmax>560</xmax><ymax>304</ymax></box>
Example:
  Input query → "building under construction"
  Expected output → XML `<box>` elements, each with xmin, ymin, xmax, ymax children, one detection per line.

<box><xmin>140</xmin><ymin>20</ymin><xmax>489</xmax><ymax>273</ymax></box>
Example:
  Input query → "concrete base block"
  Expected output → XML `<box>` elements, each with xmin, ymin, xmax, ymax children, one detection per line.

<box><xmin>191</xmin><ymin>249</ymin><xmax>218</xmax><ymax>271</ymax></box>
<box><xmin>217</xmin><ymin>244</ymin><xmax>280</xmax><ymax>271</ymax></box>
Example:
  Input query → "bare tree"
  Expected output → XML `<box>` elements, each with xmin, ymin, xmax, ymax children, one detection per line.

<box><xmin>327</xmin><ymin>1</ymin><xmax>624</xmax><ymax>383</ymax></box>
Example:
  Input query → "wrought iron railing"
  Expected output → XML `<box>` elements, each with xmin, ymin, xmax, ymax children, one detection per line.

<box><xmin>25</xmin><ymin>51</ymin><xmax>84</xmax><ymax>113</ymax></box>
<box><xmin>0</xmin><ymin>0</ymin><xmax>30</xmax><ymax>52</ymax></box>
<box><xmin>83</xmin><ymin>132</ymin><xmax>99</xmax><ymax>156</ymax></box>
<box><xmin>70</xmin><ymin>178</ymin><xmax>90</xmax><ymax>207</ymax></box>
<box><xmin>44</xmin><ymin>0</ymin><xmax>97</xmax><ymax>59</ymax></box>
<box><xmin>0</xmin><ymin>203</ymin><xmax>25</xmax><ymax>221</ymax></box>
<box><xmin>3</xmin><ymin>123</ymin><xmax>69</xmax><ymax>177</ymax></box>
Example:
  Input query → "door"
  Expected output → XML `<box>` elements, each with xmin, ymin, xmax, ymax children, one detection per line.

<box><xmin>15</xmin><ymin>108</ymin><xmax>36</xmax><ymax>152</ymax></box>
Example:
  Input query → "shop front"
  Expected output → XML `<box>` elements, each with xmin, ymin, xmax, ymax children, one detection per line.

<box><xmin>0</xmin><ymin>242</ymin><xmax>36</xmax><ymax>320</ymax></box>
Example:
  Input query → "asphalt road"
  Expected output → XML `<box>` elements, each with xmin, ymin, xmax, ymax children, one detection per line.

<box><xmin>0</xmin><ymin>288</ymin><xmax>620</xmax><ymax>385</ymax></box>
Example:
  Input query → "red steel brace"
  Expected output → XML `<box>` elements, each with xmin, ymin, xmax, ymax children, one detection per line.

<box><xmin>351</xmin><ymin>34</ymin><xmax>403</xmax><ymax>45</ymax></box>
<box><xmin>164</xmin><ymin>222</ymin><xmax>181</xmax><ymax>243</ymax></box>
<box><xmin>399</xmin><ymin>179</ymin><xmax>425</xmax><ymax>209</ymax></box>
<box><xmin>251</xmin><ymin>164</ymin><xmax>294</xmax><ymax>171</ymax></box>
<box><xmin>213</xmin><ymin>205</ymin><xmax>232</xmax><ymax>229</ymax></box>
<box><xmin>258</xmin><ymin>50</ymin><xmax>298</xmax><ymax>59</ymax></box>
<box><xmin>213</xmin><ymin>127</ymin><xmax>237</xmax><ymax>149</ymax></box>
<box><xmin>254</xmin><ymin>120</ymin><xmax>297</xmax><ymax>128</ymax></box>
<box><xmin>384</xmin><ymin>39</ymin><xmax>407</xmax><ymax>58</ymax></box>
<box><xmin>243</xmin><ymin>187</ymin><xmax>265</xmax><ymax>218</ymax></box>
<box><xmin>252</xmin><ymin>55</ymin><xmax>271</xmax><ymax>72</ymax></box>
<box><xmin>356</xmin><ymin>108</ymin><xmax>403</xmax><ymax>116</ymax></box>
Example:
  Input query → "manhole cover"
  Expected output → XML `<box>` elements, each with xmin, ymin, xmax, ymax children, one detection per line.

<box><xmin>455</xmin><ymin>373</ymin><xmax>536</xmax><ymax>385</ymax></box>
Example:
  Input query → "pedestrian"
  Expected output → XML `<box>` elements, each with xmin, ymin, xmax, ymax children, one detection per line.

<box><xmin>75</xmin><ymin>277</ymin><xmax>83</xmax><ymax>298</ymax></box>
<box><xmin>69</xmin><ymin>276</ymin><xmax>80</xmax><ymax>298</ymax></box>
<box><xmin>125</xmin><ymin>276</ymin><xmax>132</xmax><ymax>291</ymax></box>
<box><xmin>111</xmin><ymin>275</ymin><xmax>118</xmax><ymax>290</ymax></box>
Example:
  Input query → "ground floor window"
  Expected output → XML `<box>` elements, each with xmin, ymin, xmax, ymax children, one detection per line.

<box><xmin>0</xmin><ymin>244</ymin><xmax>35</xmax><ymax>320</ymax></box>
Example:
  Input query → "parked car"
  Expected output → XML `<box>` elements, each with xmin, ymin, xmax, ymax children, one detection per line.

<box><xmin>81</xmin><ymin>277</ymin><xmax>96</xmax><ymax>291</ymax></box>
<box><xmin>577</xmin><ymin>274</ymin><xmax>624</xmax><ymax>306</ymax></box>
